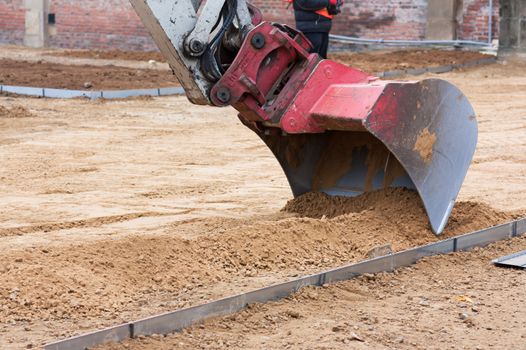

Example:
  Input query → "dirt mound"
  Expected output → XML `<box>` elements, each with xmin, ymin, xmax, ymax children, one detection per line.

<box><xmin>0</xmin><ymin>190</ymin><xmax>512</xmax><ymax>329</ymax></box>
<box><xmin>0</xmin><ymin>59</ymin><xmax>178</xmax><ymax>90</ymax></box>
<box><xmin>51</xmin><ymin>49</ymin><xmax>166</xmax><ymax>63</ymax></box>
<box><xmin>282</xmin><ymin>188</ymin><xmax>419</xmax><ymax>219</ymax></box>
<box><xmin>329</xmin><ymin>49</ymin><xmax>490</xmax><ymax>73</ymax></box>
<box><xmin>0</xmin><ymin>105</ymin><xmax>34</xmax><ymax>118</ymax></box>
<box><xmin>283</xmin><ymin>189</ymin><xmax>511</xmax><ymax>245</ymax></box>
<box><xmin>48</xmin><ymin>49</ymin><xmax>489</xmax><ymax>75</ymax></box>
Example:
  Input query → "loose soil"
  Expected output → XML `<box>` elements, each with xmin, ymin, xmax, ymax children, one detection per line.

<box><xmin>0</xmin><ymin>188</ymin><xmax>514</xmax><ymax>348</ymax></box>
<box><xmin>329</xmin><ymin>49</ymin><xmax>491</xmax><ymax>73</ymax></box>
<box><xmin>0</xmin><ymin>49</ymin><xmax>491</xmax><ymax>91</ymax></box>
<box><xmin>50</xmin><ymin>48</ymin><xmax>491</xmax><ymax>73</ymax></box>
<box><xmin>0</xmin><ymin>105</ymin><xmax>34</xmax><ymax>118</ymax></box>
<box><xmin>0</xmin><ymin>56</ymin><xmax>525</xmax><ymax>349</ymax></box>
<box><xmin>102</xmin><ymin>235</ymin><xmax>526</xmax><ymax>350</ymax></box>
<box><xmin>50</xmin><ymin>49</ymin><xmax>166</xmax><ymax>63</ymax></box>
<box><xmin>0</xmin><ymin>58</ymin><xmax>178</xmax><ymax>90</ymax></box>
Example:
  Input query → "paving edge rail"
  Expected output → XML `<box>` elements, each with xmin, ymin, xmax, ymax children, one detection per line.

<box><xmin>44</xmin><ymin>217</ymin><xmax>526</xmax><ymax>350</ymax></box>
<box><xmin>1</xmin><ymin>57</ymin><xmax>497</xmax><ymax>100</ymax></box>
<box><xmin>0</xmin><ymin>85</ymin><xmax>185</xmax><ymax>99</ymax></box>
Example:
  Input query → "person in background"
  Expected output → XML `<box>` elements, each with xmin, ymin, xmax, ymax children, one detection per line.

<box><xmin>289</xmin><ymin>0</ymin><xmax>344</xmax><ymax>59</ymax></box>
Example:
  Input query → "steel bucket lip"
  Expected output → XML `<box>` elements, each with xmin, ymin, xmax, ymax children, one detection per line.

<box><xmin>363</xmin><ymin>78</ymin><xmax>478</xmax><ymax>234</ymax></box>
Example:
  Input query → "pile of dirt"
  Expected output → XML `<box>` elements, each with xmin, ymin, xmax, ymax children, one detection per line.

<box><xmin>0</xmin><ymin>59</ymin><xmax>178</xmax><ymax>90</ymax></box>
<box><xmin>0</xmin><ymin>190</ymin><xmax>512</xmax><ymax>329</ymax></box>
<box><xmin>0</xmin><ymin>105</ymin><xmax>34</xmax><ymax>118</ymax></box>
<box><xmin>329</xmin><ymin>49</ymin><xmax>490</xmax><ymax>73</ymax></box>
<box><xmin>1</xmin><ymin>58</ymin><xmax>525</xmax><ymax>349</ymax></box>
<box><xmin>49</xmin><ymin>49</ymin><xmax>490</xmax><ymax>75</ymax></box>
<box><xmin>0</xmin><ymin>50</ymin><xmax>491</xmax><ymax>91</ymax></box>
<box><xmin>283</xmin><ymin>188</ymin><xmax>512</xmax><ymax>247</ymax></box>
<box><xmin>50</xmin><ymin>49</ymin><xmax>166</xmax><ymax>63</ymax></box>
<box><xmin>283</xmin><ymin>188</ymin><xmax>420</xmax><ymax>219</ymax></box>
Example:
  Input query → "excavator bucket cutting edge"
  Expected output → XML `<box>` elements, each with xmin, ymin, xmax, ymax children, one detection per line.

<box><xmin>250</xmin><ymin>78</ymin><xmax>477</xmax><ymax>235</ymax></box>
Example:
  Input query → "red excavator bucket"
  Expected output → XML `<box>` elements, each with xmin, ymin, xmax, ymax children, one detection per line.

<box><xmin>245</xmin><ymin>77</ymin><xmax>477</xmax><ymax>235</ymax></box>
<box><xmin>208</xmin><ymin>23</ymin><xmax>477</xmax><ymax>235</ymax></box>
<box><xmin>128</xmin><ymin>4</ymin><xmax>476</xmax><ymax>236</ymax></box>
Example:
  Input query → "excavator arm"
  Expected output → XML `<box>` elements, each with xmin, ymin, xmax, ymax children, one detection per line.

<box><xmin>129</xmin><ymin>0</ymin><xmax>255</xmax><ymax>104</ymax></box>
<box><xmin>129</xmin><ymin>0</ymin><xmax>478</xmax><ymax>234</ymax></box>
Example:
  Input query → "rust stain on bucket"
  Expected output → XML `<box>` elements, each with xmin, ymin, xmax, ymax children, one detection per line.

<box><xmin>414</xmin><ymin>127</ymin><xmax>437</xmax><ymax>163</ymax></box>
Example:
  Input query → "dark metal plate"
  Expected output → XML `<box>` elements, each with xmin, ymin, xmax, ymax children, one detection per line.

<box><xmin>493</xmin><ymin>250</ymin><xmax>526</xmax><ymax>269</ymax></box>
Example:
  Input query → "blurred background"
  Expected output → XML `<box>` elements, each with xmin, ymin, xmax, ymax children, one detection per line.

<box><xmin>0</xmin><ymin>0</ymin><xmax>524</xmax><ymax>53</ymax></box>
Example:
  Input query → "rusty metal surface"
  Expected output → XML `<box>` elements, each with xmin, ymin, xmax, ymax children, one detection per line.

<box><xmin>0</xmin><ymin>85</ymin><xmax>184</xmax><ymax>99</ymax></box>
<box><xmin>364</xmin><ymin>79</ymin><xmax>477</xmax><ymax>234</ymax></box>
<box><xmin>257</xmin><ymin>130</ymin><xmax>415</xmax><ymax>198</ymax></box>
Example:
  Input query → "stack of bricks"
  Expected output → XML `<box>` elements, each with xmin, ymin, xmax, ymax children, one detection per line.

<box><xmin>0</xmin><ymin>0</ymin><xmax>499</xmax><ymax>50</ymax></box>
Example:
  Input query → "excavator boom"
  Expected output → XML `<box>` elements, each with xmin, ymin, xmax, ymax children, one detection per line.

<box><xmin>129</xmin><ymin>0</ymin><xmax>478</xmax><ymax>234</ymax></box>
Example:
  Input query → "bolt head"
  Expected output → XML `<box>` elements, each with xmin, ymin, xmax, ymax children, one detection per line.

<box><xmin>251</xmin><ymin>33</ymin><xmax>266</xmax><ymax>49</ymax></box>
<box><xmin>189</xmin><ymin>39</ymin><xmax>205</xmax><ymax>54</ymax></box>
<box><xmin>216</xmin><ymin>87</ymin><xmax>231</xmax><ymax>104</ymax></box>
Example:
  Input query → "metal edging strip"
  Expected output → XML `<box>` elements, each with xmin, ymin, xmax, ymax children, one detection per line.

<box><xmin>493</xmin><ymin>249</ymin><xmax>526</xmax><ymax>268</ymax></box>
<box><xmin>44</xmin><ymin>324</ymin><xmax>132</xmax><ymax>350</ymax></box>
<box><xmin>427</xmin><ymin>65</ymin><xmax>454</xmax><ymax>74</ymax></box>
<box><xmin>0</xmin><ymin>86</ymin><xmax>183</xmax><ymax>99</ymax></box>
<box><xmin>405</xmin><ymin>68</ymin><xmax>427</xmax><ymax>76</ymax></box>
<box><xmin>2</xmin><ymin>85</ymin><xmax>45</xmax><ymax>97</ymax></box>
<box><xmin>130</xmin><ymin>274</ymin><xmax>321</xmax><ymax>338</ymax></box>
<box><xmin>101</xmin><ymin>88</ymin><xmax>161</xmax><ymax>99</ymax></box>
<box><xmin>44</xmin><ymin>218</ymin><xmax>526</xmax><ymax>350</ymax></box>
<box><xmin>455</xmin><ymin>222</ymin><xmax>513</xmax><ymax>251</ymax></box>
<box><xmin>516</xmin><ymin>218</ymin><xmax>526</xmax><ymax>236</ymax></box>
<box><xmin>43</xmin><ymin>88</ymin><xmax>96</xmax><ymax>99</ymax></box>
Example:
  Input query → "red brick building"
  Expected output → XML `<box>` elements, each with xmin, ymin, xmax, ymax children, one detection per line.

<box><xmin>0</xmin><ymin>0</ymin><xmax>503</xmax><ymax>51</ymax></box>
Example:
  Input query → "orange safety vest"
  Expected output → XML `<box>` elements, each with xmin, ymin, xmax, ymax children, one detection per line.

<box><xmin>286</xmin><ymin>0</ymin><xmax>334</xmax><ymax>20</ymax></box>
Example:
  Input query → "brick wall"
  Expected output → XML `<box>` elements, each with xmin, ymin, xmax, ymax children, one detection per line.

<box><xmin>0</xmin><ymin>0</ymin><xmax>25</xmax><ymax>45</ymax></box>
<box><xmin>459</xmin><ymin>0</ymin><xmax>499</xmax><ymax>42</ymax></box>
<box><xmin>0</xmin><ymin>0</ymin><xmax>499</xmax><ymax>50</ymax></box>
<box><xmin>251</xmin><ymin>0</ymin><xmax>427</xmax><ymax>40</ymax></box>
<box><xmin>48</xmin><ymin>0</ymin><xmax>156</xmax><ymax>50</ymax></box>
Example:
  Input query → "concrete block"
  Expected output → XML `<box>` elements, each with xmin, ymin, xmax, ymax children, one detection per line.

<box><xmin>426</xmin><ymin>0</ymin><xmax>457</xmax><ymax>40</ymax></box>
<box><xmin>23</xmin><ymin>0</ymin><xmax>49</xmax><ymax>48</ymax></box>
